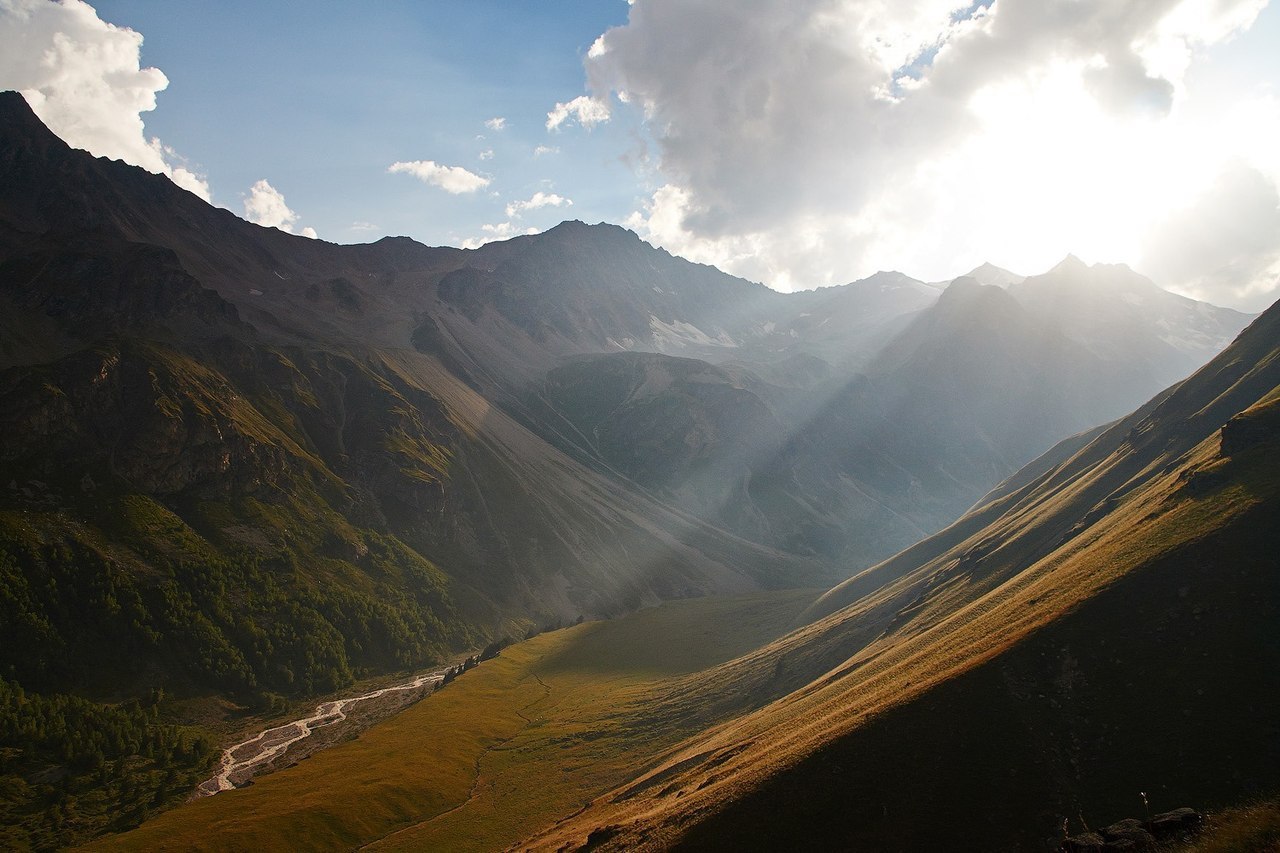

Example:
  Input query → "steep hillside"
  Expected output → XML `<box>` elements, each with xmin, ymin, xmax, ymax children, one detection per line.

<box><xmin>526</xmin><ymin>294</ymin><xmax>1280</xmax><ymax>851</ymax></box>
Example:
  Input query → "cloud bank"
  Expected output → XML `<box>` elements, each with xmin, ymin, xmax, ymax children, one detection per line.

<box><xmin>571</xmin><ymin>0</ymin><xmax>1278</xmax><ymax>306</ymax></box>
<box><xmin>0</xmin><ymin>0</ymin><xmax>210</xmax><ymax>201</ymax></box>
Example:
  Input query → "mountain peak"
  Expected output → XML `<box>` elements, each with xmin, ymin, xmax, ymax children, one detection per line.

<box><xmin>963</xmin><ymin>261</ymin><xmax>1025</xmax><ymax>289</ymax></box>
<box><xmin>543</xmin><ymin>219</ymin><xmax>638</xmax><ymax>241</ymax></box>
<box><xmin>1050</xmin><ymin>253</ymin><xmax>1089</xmax><ymax>274</ymax></box>
<box><xmin>854</xmin><ymin>270</ymin><xmax>925</xmax><ymax>289</ymax></box>
<box><xmin>0</xmin><ymin>90</ymin><xmax>68</xmax><ymax>153</ymax></box>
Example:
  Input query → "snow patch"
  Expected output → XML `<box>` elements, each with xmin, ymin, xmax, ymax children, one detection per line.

<box><xmin>649</xmin><ymin>316</ymin><xmax>737</xmax><ymax>350</ymax></box>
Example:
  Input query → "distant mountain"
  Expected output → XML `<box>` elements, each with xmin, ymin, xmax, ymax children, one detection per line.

<box><xmin>530</xmin><ymin>351</ymin><xmax>931</xmax><ymax>565</ymax></box>
<box><xmin>533</xmin><ymin>285</ymin><xmax>1280</xmax><ymax>853</ymax></box>
<box><xmin>865</xmin><ymin>276</ymin><xmax>1137</xmax><ymax>476</ymax></box>
<box><xmin>1011</xmin><ymin>255</ymin><xmax>1253</xmax><ymax>390</ymax></box>
<box><xmin>956</xmin><ymin>260</ymin><xmax>1026</xmax><ymax>289</ymax></box>
<box><xmin>746</xmin><ymin>270</ymin><xmax>941</xmax><ymax>374</ymax></box>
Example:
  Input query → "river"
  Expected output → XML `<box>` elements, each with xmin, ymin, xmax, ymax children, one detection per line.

<box><xmin>196</xmin><ymin>667</ymin><xmax>449</xmax><ymax>796</ymax></box>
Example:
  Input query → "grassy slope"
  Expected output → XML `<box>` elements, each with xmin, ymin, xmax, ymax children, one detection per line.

<box><xmin>86</xmin><ymin>589</ymin><xmax>820</xmax><ymax>852</ymax></box>
<box><xmin>520</xmin><ymin>309</ymin><xmax>1280</xmax><ymax>850</ymax></box>
<box><xmin>1185</xmin><ymin>794</ymin><xmax>1280</xmax><ymax>852</ymax></box>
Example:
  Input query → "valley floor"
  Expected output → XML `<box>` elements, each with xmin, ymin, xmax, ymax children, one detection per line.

<box><xmin>85</xmin><ymin>588</ymin><xmax>821</xmax><ymax>852</ymax></box>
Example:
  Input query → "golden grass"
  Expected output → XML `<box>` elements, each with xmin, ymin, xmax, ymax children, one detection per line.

<box><xmin>1185</xmin><ymin>796</ymin><xmax>1280</xmax><ymax>853</ymax></box>
<box><xmin>85</xmin><ymin>588</ymin><xmax>819</xmax><ymax>852</ymax></box>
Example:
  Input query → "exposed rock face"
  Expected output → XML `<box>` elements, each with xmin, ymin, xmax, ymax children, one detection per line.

<box><xmin>0</xmin><ymin>344</ymin><xmax>288</xmax><ymax>497</ymax></box>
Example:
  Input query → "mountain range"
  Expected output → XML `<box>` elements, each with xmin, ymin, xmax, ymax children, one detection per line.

<box><xmin>0</xmin><ymin>87</ymin><xmax>1272</xmax><ymax>849</ymax></box>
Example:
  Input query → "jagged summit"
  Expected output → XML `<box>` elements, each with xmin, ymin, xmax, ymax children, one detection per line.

<box><xmin>962</xmin><ymin>261</ymin><xmax>1025</xmax><ymax>288</ymax></box>
<box><xmin>538</xmin><ymin>218</ymin><xmax>642</xmax><ymax>244</ymax></box>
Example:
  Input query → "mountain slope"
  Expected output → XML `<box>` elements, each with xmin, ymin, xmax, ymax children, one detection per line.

<box><xmin>3</xmin><ymin>85</ymin><xmax>1253</xmax><ymax>580</ymax></box>
<box><xmin>0</xmin><ymin>91</ymin><xmax>833</xmax><ymax>708</ymax></box>
<box><xmin>526</xmin><ymin>293</ymin><xmax>1280</xmax><ymax>851</ymax></box>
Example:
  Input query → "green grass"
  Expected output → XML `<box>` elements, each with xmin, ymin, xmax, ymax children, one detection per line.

<box><xmin>86</xmin><ymin>588</ymin><xmax>820</xmax><ymax>852</ymax></box>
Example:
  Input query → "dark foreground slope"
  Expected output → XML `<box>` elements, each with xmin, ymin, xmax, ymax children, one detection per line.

<box><xmin>527</xmin><ymin>295</ymin><xmax>1280</xmax><ymax>851</ymax></box>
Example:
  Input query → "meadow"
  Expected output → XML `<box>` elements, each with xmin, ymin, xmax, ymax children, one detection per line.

<box><xmin>87</xmin><ymin>588</ymin><xmax>820</xmax><ymax>851</ymax></box>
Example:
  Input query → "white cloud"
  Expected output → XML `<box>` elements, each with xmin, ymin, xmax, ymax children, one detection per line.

<box><xmin>484</xmin><ymin>116</ymin><xmax>506</xmax><ymax>131</ymax></box>
<box><xmin>534</xmin><ymin>145</ymin><xmax>560</xmax><ymax>157</ymax></box>
<box><xmin>0</xmin><ymin>0</ymin><xmax>211</xmax><ymax>201</ymax></box>
<box><xmin>299</xmin><ymin>226</ymin><xmax>318</xmax><ymax>239</ymax></box>
<box><xmin>545</xmin><ymin>94</ymin><xmax>611</xmax><ymax>131</ymax></box>
<box><xmin>243</xmin><ymin>179</ymin><xmax>300</xmax><ymax>231</ymax></box>
<box><xmin>505</xmin><ymin>191</ymin><xmax>572</xmax><ymax>218</ymax></box>
<box><xmin>580</xmin><ymin>0</ymin><xmax>1277</xmax><ymax>305</ymax></box>
<box><xmin>388</xmin><ymin>159</ymin><xmax>491</xmax><ymax>193</ymax></box>
<box><xmin>479</xmin><ymin>148</ymin><xmax>494</xmax><ymax>160</ymax></box>
<box><xmin>460</xmin><ymin>220</ymin><xmax>540</xmax><ymax>249</ymax></box>
<box><xmin>349</xmin><ymin>220</ymin><xmax>379</xmax><ymax>232</ymax></box>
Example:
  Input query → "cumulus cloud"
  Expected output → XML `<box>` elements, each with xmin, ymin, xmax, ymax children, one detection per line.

<box><xmin>388</xmin><ymin>159</ymin><xmax>491</xmax><ymax>193</ymax></box>
<box><xmin>0</xmin><ymin>0</ymin><xmax>210</xmax><ymax>201</ymax></box>
<box><xmin>505</xmin><ymin>191</ymin><xmax>572</xmax><ymax>218</ymax></box>
<box><xmin>545</xmin><ymin>94</ymin><xmax>610</xmax><ymax>131</ymax></box>
<box><xmin>299</xmin><ymin>226</ymin><xmax>319</xmax><ymax>239</ymax></box>
<box><xmin>479</xmin><ymin>148</ymin><xmax>494</xmax><ymax>160</ymax></box>
<box><xmin>484</xmin><ymin>116</ymin><xmax>506</xmax><ymax>131</ymax></box>
<box><xmin>534</xmin><ymin>145</ymin><xmax>560</xmax><ymax>157</ymax></box>
<box><xmin>243</xmin><ymin>179</ymin><xmax>301</xmax><ymax>231</ymax></box>
<box><xmin>460</xmin><ymin>220</ymin><xmax>540</xmax><ymax>249</ymax></box>
<box><xmin>574</xmin><ymin>0</ymin><xmax>1275</xmax><ymax>302</ymax></box>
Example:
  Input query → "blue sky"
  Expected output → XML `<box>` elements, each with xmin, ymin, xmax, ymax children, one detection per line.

<box><xmin>91</xmin><ymin>0</ymin><xmax>640</xmax><ymax>246</ymax></box>
<box><xmin>3</xmin><ymin>0</ymin><xmax>1279</xmax><ymax>309</ymax></box>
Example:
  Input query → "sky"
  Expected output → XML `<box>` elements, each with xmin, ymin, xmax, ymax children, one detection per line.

<box><xmin>1</xmin><ymin>0</ymin><xmax>1278</xmax><ymax>311</ymax></box>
